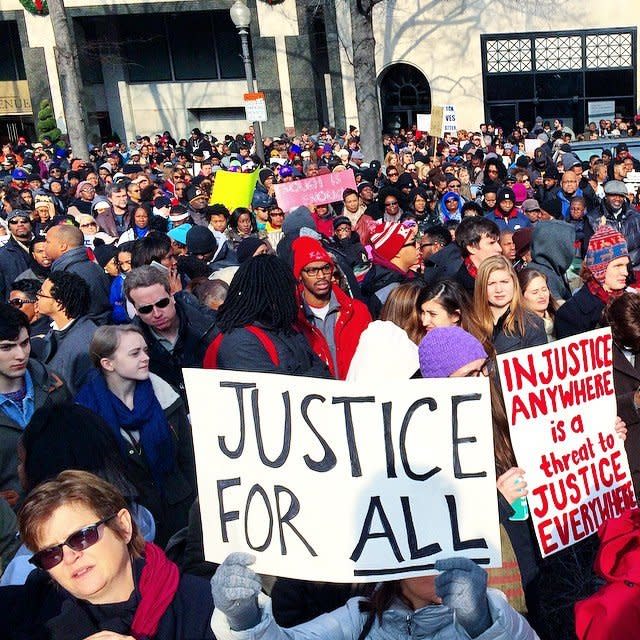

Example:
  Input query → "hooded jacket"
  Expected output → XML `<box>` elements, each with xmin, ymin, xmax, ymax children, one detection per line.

<box><xmin>575</xmin><ymin>509</ymin><xmax>640</xmax><ymax>640</ymax></box>
<box><xmin>529</xmin><ymin>220</ymin><xmax>576</xmax><ymax>301</ymax></box>
<box><xmin>485</xmin><ymin>207</ymin><xmax>531</xmax><ymax>232</ymax></box>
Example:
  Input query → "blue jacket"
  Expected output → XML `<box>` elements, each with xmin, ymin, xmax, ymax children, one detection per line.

<box><xmin>484</xmin><ymin>209</ymin><xmax>531</xmax><ymax>232</ymax></box>
<box><xmin>212</xmin><ymin>591</ymin><xmax>538</xmax><ymax>640</ymax></box>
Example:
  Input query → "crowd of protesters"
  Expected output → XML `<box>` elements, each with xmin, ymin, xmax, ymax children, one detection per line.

<box><xmin>0</xmin><ymin>113</ymin><xmax>639</xmax><ymax>639</ymax></box>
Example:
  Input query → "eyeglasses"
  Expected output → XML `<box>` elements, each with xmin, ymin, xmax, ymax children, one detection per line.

<box><xmin>136</xmin><ymin>297</ymin><xmax>171</xmax><ymax>315</ymax></box>
<box><xmin>35</xmin><ymin>290</ymin><xmax>55</xmax><ymax>300</ymax></box>
<box><xmin>8</xmin><ymin>297</ymin><xmax>35</xmax><ymax>308</ymax></box>
<box><xmin>302</xmin><ymin>264</ymin><xmax>333</xmax><ymax>277</ymax></box>
<box><xmin>29</xmin><ymin>515</ymin><xmax>117</xmax><ymax>570</ymax></box>
<box><xmin>420</xmin><ymin>242</ymin><xmax>439</xmax><ymax>249</ymax></box>
<box><xmin>80</xmin><ymin>222</ymin><xmax>97</xmax><ymax>228</ymax></box>
<box><xmin>401</xmin><ymin>241</ymin><xmax>416</xmax><ymax>249</ymax></box>
<box><xmin>465</xmin><ymin>357</ymin><xmax>493</xmax><ymax>377</ymax></box>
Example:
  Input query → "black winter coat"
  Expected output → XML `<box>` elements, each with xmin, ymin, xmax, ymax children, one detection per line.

<box><xmin>214</xmin><ymin>325</ymin><xmax>331</xmax><ymax>378</ymax></box>
<box><xmin>0</xmin><ymin>558</ymin><xmax>214</xmax><ymax>640</ymax></box>
<box><xmin>0</xmin><ymin>237</ymin><xmax>31</xmax><ymax>300</ymax></box>
<box><xmin>133</xmin><ymin>293</ymin><xmax>216</xmax><ymax>405</ymax></box>
<box><xmin>492</xmin><ymin>311</ymin><xmax>547</xmax><ymax>355</ymax></box>
<box><xmin>554</xmin><ymin>286</ymin><xmax>605</xmax><ymax>339</ymax></box>
<box><xmin>360</xmin><ymin>263</ymin><xmax>416</xmax><ymax>318</ymax></box>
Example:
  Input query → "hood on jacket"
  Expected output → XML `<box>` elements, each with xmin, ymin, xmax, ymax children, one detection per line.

<box><xmin>530</xmin><ymin>220</ymin><xmax>575</xmax><ymax>275</ymax></box>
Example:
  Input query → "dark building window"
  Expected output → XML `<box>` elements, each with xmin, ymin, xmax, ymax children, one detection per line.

<box><xmin>0</xmin><ymin>21</ymin><xmax>26</xmax><ymax>81</ymax></box>
<box><xmin>379</xmin><ymin>63</ymin><xmax>431</xmax><ymax>133</ymax></box>
<box><xmin>76</xmin><ymin>12</ymin><xmax>246</xmax><ymax>84</ymax></box>
<box><xmin>481</xmin><ymin>28</ymin><xmax>636</xmax><ymax>132</ymax></box>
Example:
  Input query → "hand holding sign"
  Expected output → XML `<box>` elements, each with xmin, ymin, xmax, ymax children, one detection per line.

<box><xmin>211</xmin><ymin>552</ymin><xmax>261</xmax><ymax>631</ymax></box>
<box><xmin>435</xmin><ymin>557</ymin><xmax>491</xmax><ymax>638</ymax></box>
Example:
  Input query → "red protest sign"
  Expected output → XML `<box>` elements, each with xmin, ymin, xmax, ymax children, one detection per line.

<box><xmin>497</xmin><ymin>328</ymin><xmax>636</xmax><ymax>557</ymax></box>
<box><xmin>274</xmin><ymin>169</ymin><xmax>357</xmax><ymax>212</ymax></box>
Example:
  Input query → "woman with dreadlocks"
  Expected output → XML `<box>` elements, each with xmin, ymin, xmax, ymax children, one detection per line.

<box><xmin>203</xmin><ymin>254</ymin><xmax>331</xmax><ymax>377</ymax></box>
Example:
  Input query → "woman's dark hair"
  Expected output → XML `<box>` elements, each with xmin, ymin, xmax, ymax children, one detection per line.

<box><xmin>21</xmin><ymin>403</ymin><xmax>139</xmax><ymax>499</ymax></box>
<box><xmin>603</xmin><ymin>292</ymin><xmax>640</xmax><ymax>352</ymax></box>
<box><xmin>416</xmin><ymin>280</ymin><xmax>472</xmax><ymax>326</ymax></box>
<box><xmin>9</xmin><ymin>278</ymin><xmax>40</xmax><ymax>297</ymax></box>
<box><xmin>131</xmin><ymin>230</ymin><xmax>171</xmax><ymax>268</ymax></box>
<box><xmin>461</xmin><ymin>201</ymin><xmax>483</xmax><ymax>217</ymax></box>
<box><xmin>228</xmin><ymin>207</ymin><xmax>257</xmax><ymax>234</ymax></box>
<box><xmin>216</xmin><ymin>254</ymin><xmax>297</xmax><ymax>333</ymax></box>
<box><xmin>483</xmin><ymin>157</ymin><xmax>507</xmax><ymax>185</ymax></box>
<box><xmin>130</xmin><ymin>204</ymin><xmax>150</xmax><ymax>229</ymax></box>
<box><xmin>359</xmin><ymin>582</ymin><xmax>409</xmax><ymax>631</ymax></box>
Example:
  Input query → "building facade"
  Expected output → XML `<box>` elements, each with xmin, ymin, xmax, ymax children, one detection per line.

<box><xmin>0</xmin><ymin>0</ymin><xmax>637</xmax><ymax>143</ymax></box>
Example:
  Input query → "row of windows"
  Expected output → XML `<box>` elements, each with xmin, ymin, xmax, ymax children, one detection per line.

<box><xmin>77</xmin><ymin>11</ymin><xmax>247</xmax><ymax>85</ymax></box>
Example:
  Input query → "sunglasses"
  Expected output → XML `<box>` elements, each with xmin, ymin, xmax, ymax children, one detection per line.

<box><xmin>29</xmin><ymin>515</ymin><xmax>117</xmax><ymax>570</ymax></box>
<box><xmin>8</xmin><ymin>297</ymin><xmax>35</xmax><ymax>308</ymax></box>
<box><xmin>136</xmin><ymin>297</ymin><xmax>171</xmax><ymax>315</ymax></box>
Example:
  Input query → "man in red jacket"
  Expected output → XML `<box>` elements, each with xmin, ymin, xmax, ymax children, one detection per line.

<box><xmin>292</xmin><ymin>236</ymin><xmax>371</xmax><ymax>379</ymax></box>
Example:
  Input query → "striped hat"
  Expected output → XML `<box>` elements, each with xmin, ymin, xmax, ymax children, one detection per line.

<box><xmin>585</xmin><ymin>226</ymin><xmax>628</xmax><ymax>285</ymax></box>
<box><xmin>370</xmin><ymin>222</ymin><xmax>414</xmax><ymax>262</ymax></box>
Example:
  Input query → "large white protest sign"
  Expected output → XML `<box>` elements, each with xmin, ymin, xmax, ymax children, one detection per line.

<box><xmin>184</xmin><ymin>369</ymin><xmax>500</xmax><ymax>583</ymax></box>
<box><xmin>497</xmin><ymin>329</ymin><xmax>636</xmax><ymax>558</ymax></box>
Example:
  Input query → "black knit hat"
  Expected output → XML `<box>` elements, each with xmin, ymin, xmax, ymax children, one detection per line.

<box><xmin>186</xmin><ymin>225</ymin><xmax>217</xmax><ymax>255</ymax></box>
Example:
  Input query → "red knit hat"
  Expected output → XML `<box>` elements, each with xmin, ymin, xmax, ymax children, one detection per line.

<box><xmin>585</xmin><ymin>226</ymin><xmax>628</xmax><ymax>285</ymax></box>
<box><xmin>370</xmin><ymin>222</ymin><xmax>414</xmax><ymax>262</ymax></box>
<box><xmin>291</xmin><ymin>236</ymin><xmax>333</xmax><ymax>278</ymax></box>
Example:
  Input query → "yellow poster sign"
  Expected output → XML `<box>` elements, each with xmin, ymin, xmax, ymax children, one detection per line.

<box><xmin>210</xmin><ymin>168</ymin><xmax>259</xmax><ymax>211</ymax></box>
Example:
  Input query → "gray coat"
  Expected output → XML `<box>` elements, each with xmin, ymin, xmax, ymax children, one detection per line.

<box><xmin>31</xmin><ymin>316</ymin><xmax>98</xmax><ymax>396</ymax></box>
<box><xmin>51</xmin><ymin>246</ymin><xmax>111</xmax><ymax>324</ymax></box>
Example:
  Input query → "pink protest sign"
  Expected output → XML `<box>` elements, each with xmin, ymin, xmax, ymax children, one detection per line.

<box><xmin>274</xmin><ymin>169</ymin><xmax>357</xmax><ymax>211</ymax></box>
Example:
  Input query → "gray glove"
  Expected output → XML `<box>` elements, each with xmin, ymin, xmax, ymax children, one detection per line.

<box><xmin>211</xmin><ymin>552</ymin><xmax>262</xmax><ymax>631</ymax></box>
<box><xmin>435</xmin><ymin>557</ymin><xmax>491</xmax><ymax>638</ymax></box>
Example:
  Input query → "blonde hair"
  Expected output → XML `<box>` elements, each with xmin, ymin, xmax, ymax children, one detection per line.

<box><xmin>473</xmin><ymin>255</ymin><xmax>528</xmax><ymax>349</ymax></box>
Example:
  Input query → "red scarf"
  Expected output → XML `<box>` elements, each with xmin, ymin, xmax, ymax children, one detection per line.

<box><xmin>131</xmin><ymin>542</ymin><xmax>180</xmax><ymax>639</ymax></box>
<box><xmin>586</xmin><ymin>278</ymin><xmax>624</xmax><ymax>305</ymax></box>
<box><xmin>463</xmin><ymin>256</ymin><xmax>478</xmax><ymax>279</ymax></box>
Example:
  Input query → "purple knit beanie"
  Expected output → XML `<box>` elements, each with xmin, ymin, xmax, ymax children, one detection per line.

<box><xmin>419</xmin><ymin>326</ymin><xmax>487</xmax><ymax>378</ymax></box>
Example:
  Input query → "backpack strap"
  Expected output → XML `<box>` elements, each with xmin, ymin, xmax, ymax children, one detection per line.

<box><xmin>203</xmin><ymin>326</ymin><xmax>279</xmax><ymax>369</ymax></box>
<box><xmin>245</xmin><ymin>326</ymin><xmax>280</xmax><ymax>367</ymax></box>
<box><xmin>203</xmin><ymin>333</ymin><xmax>224</xmax><ymax>369</ymax></box>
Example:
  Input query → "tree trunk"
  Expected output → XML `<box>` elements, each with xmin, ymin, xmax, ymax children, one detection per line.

<box><xmin>349</xmin><ymin>0</ymin><xmax>383</xmax><ymax>162</ymax></box>
<box><xmin>47</xmin><ymin>0</ymin><xmax>90</xmax><ymax>160</ymax></box>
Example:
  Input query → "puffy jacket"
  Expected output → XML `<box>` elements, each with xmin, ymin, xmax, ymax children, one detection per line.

<box><xmin>51</xmin><ymin>246</ymin><xmax>111</xmax><ymax>324</ymax></box>
<box><xmin>529</xmin><ymin>220</ymin><xmax>575</xmax><ymax>301</ymax></box>
<box><xmin>296</xmin><ymin>284</ymin><xmax>372</xmax><ymax>379</ymax></box>
<box><xmin>212</xmin><ymin>591</ymin><xmax>539</xmax><ymax>640</ymax></box>
<box><xmin>586</xmin><ymin>200</ymin><xmax>640</xmax><ymax>268</ymax></box>
<box><xmin>575</xmin><ymin>509</ymin><xmax>640</xmax><ymax>640</ymax></box>
<box><xmin>361</xmin><ymin>263</ymin><xmax>416</xmax><ymax>318</ymax></box>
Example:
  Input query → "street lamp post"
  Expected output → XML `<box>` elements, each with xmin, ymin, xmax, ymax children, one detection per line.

<box><xmin>230</xmin><ymin>0</ymin><xmax>265</xmax><ymax>162</ymax></box>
